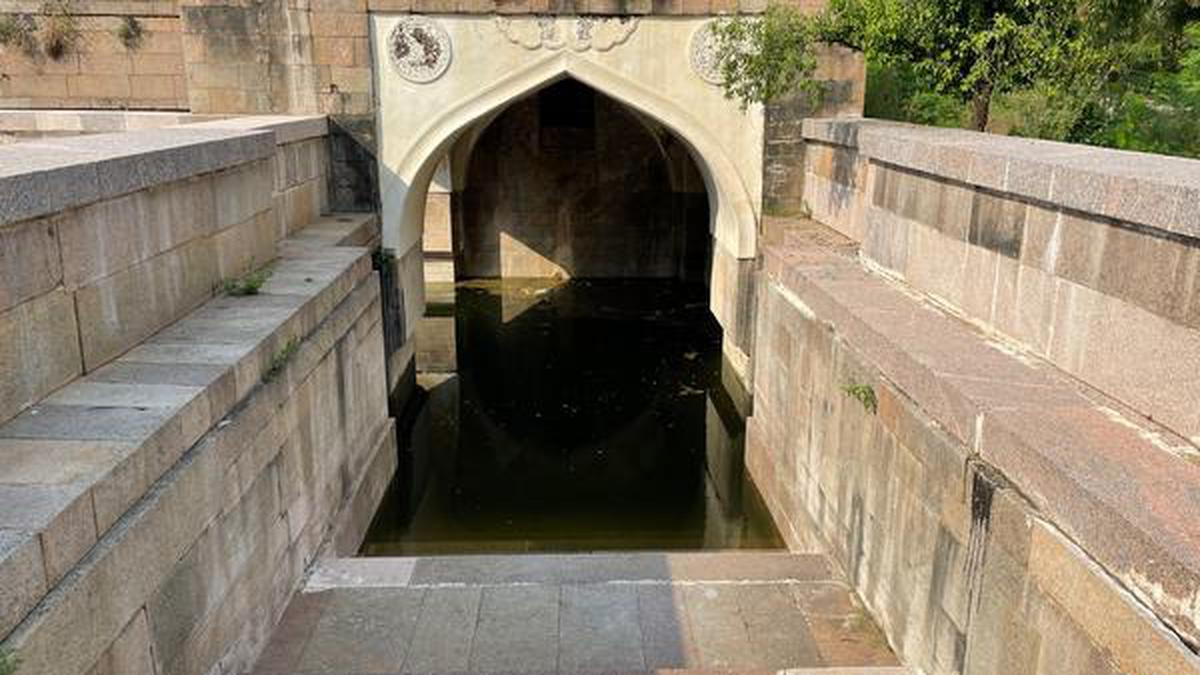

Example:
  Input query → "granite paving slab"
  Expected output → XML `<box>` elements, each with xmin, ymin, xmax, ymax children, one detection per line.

<box><xmin>252</xmin><ymin>553</ymin><xmax>900</xmax><ymax>674</ymax></box>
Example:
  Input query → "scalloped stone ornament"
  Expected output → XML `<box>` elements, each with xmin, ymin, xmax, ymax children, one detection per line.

<box><xmin>388</xmin><ymin>17</ymin><xmax>452</xmax><ymax>83</ymax></box>
<box><xmin>495</xmin><ymin>16</ymin><xmax>639</xmax><ymax>52</ymax></box>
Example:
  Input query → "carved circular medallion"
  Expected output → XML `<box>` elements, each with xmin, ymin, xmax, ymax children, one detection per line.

<box><xmin>689</xmin><ymin>21</ymin><xmax>723</xmax><ymax>85</ymax></box>
<box><xmin>388</xmin><ymin>17</ymin><xmax>452</xmax><ymax>83</ymax></box>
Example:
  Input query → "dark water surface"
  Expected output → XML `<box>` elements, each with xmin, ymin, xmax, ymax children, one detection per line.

<box><xmin>359</xmin><ymin>279</ymin><xmax>783</xmax><ymax>555</ymax></box>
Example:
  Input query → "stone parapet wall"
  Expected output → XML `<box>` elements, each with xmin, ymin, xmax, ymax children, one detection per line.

<box><xmin>0</xmin><ymin>2</ymin><xmax>187</xmax><ymax>109</ymax></box>
<box><xmin>0</xmin><ymin>110</ymin><xmax>222</xmax><ymax>141</ymax></box>
<box><xmin>0</xmin><ymin>117</ymin><xmax>329</xmax><ymax>428</ymax></box>
<box><xmin>0</xmin><ymin>117</ymin><xmax>395</xmax><ymax>675</ymax></box>
<box><xmin>747</xmin><ymin>219</ymin><xmax>1200</xmax><ymax>674</ymax></box>
<box><xmin>800</xmin><ymin>117</ymin><xmax>1200</xmax><ymax>447</ymax></box>
<box><xmin>0</xmin><ymin>223</ymin><xmax>392</xmax><ymax>675</ymax></box>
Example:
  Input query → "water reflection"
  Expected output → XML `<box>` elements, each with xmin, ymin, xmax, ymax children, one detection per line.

<box><xmin>359</xmin><ymin>279</ymin><xmax>782</xmax><ymax>555</ymax></box>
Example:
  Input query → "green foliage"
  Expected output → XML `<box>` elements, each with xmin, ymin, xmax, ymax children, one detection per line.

<box><xmin>843</xmin><ymin>382</ymin><xmax>878</xmax><ymax>415</ymax></box>
<box><xmin>41</xmin><ymin>0</ymin><xmax>81</xmax><ymax>61</ymax></box>
<box><xmin>723</xmin><ymin>0</ymin><xmax>1200</xmax><ymax>158</ymax></box>
<box><xmin>263</xmin><ymin>336</ymin><xmax>300</xmax><ymax>383</ymax></box>
<box><xmin>864</xmin><ymin>60</ymin><xmax>965</xmax><ymax>127</ymax></box>
<box><xmin>0</xmin><ymin>647</ymin><xmax>20</xmax><ymax>675</ymax></box>
<box><xmin>0</xmin><ymin>13</ymin><xmax>39</xmax><ymax>58</ymax></box>
<box><xmin>116</xmin><ymin>16</ymin><xmax>145</xmax><ymax>51</ymax></box>
<box><xmin>223</xmin><ymin>264</ymin><xmax>273</xmax><ymax>297</ymax></box>
<box><xmin>710</xmin><ymin>5</ymin><xmax>823</xmax><ymax>108</ymax></box>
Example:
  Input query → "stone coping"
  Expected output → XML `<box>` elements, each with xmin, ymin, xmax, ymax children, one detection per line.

<box><xmin>0</xmin><ymin>127</ymin><xmax>273</xmax><ymax>227</ymax></box>
<box><xmin>308</xmin><ymin>552</ymin><xmax>836</xmax><ymax>589</ymax></box>
<box><xmin>0</xmin><ymin>115</ymin><xmax>329</xmax><ymax>227</ymax></box>
<box><xmin>0</xmin><ymin>213</ymin><xmax>378</xmax><ymax>642</ymax></box>
<box><xmin>0</xmin><ymin>1</ymin><xmax>179</xmax><ymax>17</ymax></box>
<box><xmin>367</xmin><ymin>0</ymin><xmax>771</xmax><ymax>14</ymax></box>
<box><xmin>802</xmin><ymin>117</ymin><xmax>1200</xmax><ymax>241</ymax></box>
<box><xmin>0</xmin><ymin>110</ymin><xmax>219</xmax><ymax>134</ymax></box>
<box><xmin>189</xmin><ymin>115</ymin><xmax>330</xmax><ymax>146</ymax></box>
<box><xmin>763</xmin><ymin>220</ymin><xmax>1200</xmax><ymax>646</ymax></box>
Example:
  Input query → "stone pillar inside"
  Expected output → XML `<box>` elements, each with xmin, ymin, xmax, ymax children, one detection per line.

<box><xmin>416</xmin><ymin>157</ymin><xmax>458</xmax><ymax>373</ymax></box>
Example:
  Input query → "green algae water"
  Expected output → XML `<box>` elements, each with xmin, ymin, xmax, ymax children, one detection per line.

<box><xmin>359</xmin><ymin>279</ymin><xmax>783</xmax><ymax>555</ymax></box>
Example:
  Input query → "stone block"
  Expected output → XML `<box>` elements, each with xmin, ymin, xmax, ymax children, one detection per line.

<box><xmin>67</xmin><ymin>75</ymin><xmax>133</xmax><ymax>100</ymax></box>
<box><xmin>0</xmin><ymin>482</ymin><xmax>97</xmax><ymax>586</ymax></box>
<box><xmin>214</xmin><ymin>210</ymin><xmax>278</xmax><ymax>281</ymax></box>
<box><xmin>0</xmin><ymin>289</ymin><xmax>82</xmax><ymax>426</ymax></box>
<box><xmin>1027</xmin><ymin>520</ymin><xmax>1200</xmax><ymax>674</ymax></box>
<box><xmin>75</xmin><ymin>236</ymin><xmax>218</xmax><ymax>370</ymax></box>
<box><xmin>968</xmin><ymin>191</ymin><xmax>1026</xmax><ymax>260</ymax></box>
<box><xmin>214</xmin><ymin>160</ymin><xmax>273</xmax><ymax>230</ymax></box>
<box><xmin>313</xmin><ymin>37</ymin><xmax>356</xmax><ymax>67</ymax></box>
<box><xmin>0</xmin><ymin>216</ymin><xmax>61</xmax><ymax>314</ymax></box>
<box><xmin>1095</xmin><ymin>217</ymin><xmax>1193</xmax><ymax>325</ymax></box>
<box><xmin>0</xmin><ymin>529</ymin><xmax>48</xmax><ymax>639</ymax></box>
<box><xmin>367</xmin><ymin>0</ymin><xmax>411</xmax><ymax>9</ymax></box>
<box><xmin>905</xmin><ymin>221</ymin><xmax>968</xmax><ymax>311</ymax></box>
<box><xmin>59</xmin><ymin>179</ymin><xmax>217</xmax><ymax>288</ymax></box>
<box><xmin>87</xmin><ymin>608</ymin><xmax>157</xmax><ymax>675</ymax></box>
<box><xmin>311</xmin><ymin>11</ymin><xmax>368</xmax><ymax>37</ymax></box>
<box><xmin>147</xmin><ymin>464</ymin><xmax>281</xmax><ymax>670</ymax></box>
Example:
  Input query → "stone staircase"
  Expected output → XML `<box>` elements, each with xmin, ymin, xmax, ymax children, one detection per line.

<box><xmin>252</xmin><ymin>552</ymin><xmax>912</xmax><ymax>674</ymax></box>
<box><xmin>0</xmin><ymin>211</ymin><xmax>389</xmax><ymax>675</ymax></box>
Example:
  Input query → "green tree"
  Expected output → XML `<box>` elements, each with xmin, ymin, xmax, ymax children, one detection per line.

<box><xmin>714</xmin><ymin>0</ymin><xmax>1171</xmax><ymax>131</ymax></box>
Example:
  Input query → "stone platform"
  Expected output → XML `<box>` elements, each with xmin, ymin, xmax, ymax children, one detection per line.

<box><xmin>252</xmin><ymin>553</ymin><xmax>906</xmax><ymax>674</ymax></box>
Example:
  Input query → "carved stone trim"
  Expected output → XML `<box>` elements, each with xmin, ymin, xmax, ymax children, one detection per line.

<box><xmin>495</xmin><ymin>15</ymin><xmax>639</xmax><ymax>52</ymax></box>
<box><xmin>689</xmin><ymin>20</ymin><xmax>722</xmax><ymax>85</ymax></box>
<box><xmin>388</xmin><ymin>17</ymin><xmax>452</xmax><ymax>83</ymax></box>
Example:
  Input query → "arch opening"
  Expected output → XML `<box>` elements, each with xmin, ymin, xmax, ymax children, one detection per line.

<box><xmin>362</xmin><ymin>73</ymin><xmax>779</xmax><ymax>554</ymax></box>
<box><xmin>454</xmin><ymin>78</ymin><xmax>712</xmax><ymax>285</ymax></box>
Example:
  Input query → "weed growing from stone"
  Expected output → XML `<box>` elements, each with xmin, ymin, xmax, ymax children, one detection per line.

<box><xmin>40</xmin><ymin>1</ymin><xmax>81</xmax><ymax>61</ymax></box>
<box><xmin>263</xmin><ymin>337</ymin><xmax>300</xmax><ymax>383</ymax></box>
<box><xmin>116</xmin><ymin>16</ymin><xmax>144</xmax><ymax>51</ymax></box>
<box><xmin>843</xmin><ymin>382</ymin><xmax>878</xmax><ymax>415</ymax></box>
<box><xmin>0</xmin><ymin>647</ymin><xmax>20</xmax><ymax>675</ymax></box>
<box><xmin>223</xmin><ymin>265</ymin><xmax>273</xmax><ymax>297</ymax></box>
<box><xmin>0</xmin><ymin>13</ymin><xmax>39</xmax><ymax>58</ymax></box>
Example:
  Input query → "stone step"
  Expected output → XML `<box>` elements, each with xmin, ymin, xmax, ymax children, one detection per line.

<box><xmin>305</xmin><ymin>552</ymin><xmax>840</xmax><ymax>590</ymax></box>
<box><xmin>254</xmin><ymin>553</ymin><xmax>902</xmax><ymax>674</ymax></box>
<box><xmin>0</xmin><ymin>213</ymin><xmax>377</xmax><ymax>654</ymax></box>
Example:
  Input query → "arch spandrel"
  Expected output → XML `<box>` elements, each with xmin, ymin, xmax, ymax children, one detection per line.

<box><xmin>372</xmin><ymin>15</ymin><xmax>764</xmax><ymax>262</ymax></box>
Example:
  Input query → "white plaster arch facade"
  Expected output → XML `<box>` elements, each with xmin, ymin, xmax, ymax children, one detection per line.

<box><xmin>372</xmin><ymin>14</ymin><xmax>765</xmax><ymax>363</ymax></box>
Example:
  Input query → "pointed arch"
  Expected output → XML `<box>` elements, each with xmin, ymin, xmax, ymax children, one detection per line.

<box><xmin>379</xmin><ymin>52</ymin><xmax>759</xmax><ymax>262</ymax></box>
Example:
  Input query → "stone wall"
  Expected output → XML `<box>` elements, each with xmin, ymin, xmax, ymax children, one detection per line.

<box><xmin>748</xmin><ymin>221</ymin><xmax>1200</xmax><ymax>674</ymax></box>
<box><xmin>0</xmin><ymin>116</ymin><xmax>329</xmax><ymax>427</ymax></box>
<box><xmin>0</xmin><ymin>1</ymin><xmax>186</xmax><ymax>109</ymax></box>
<box><xmin>744</xmin><ymin>121</ymin><xmax>1200</xmax><ymax>673</ymax></box>
<box><xmin>0</xmin><ymin>118</ymin><xmax>396</xmax><ymax>675</ymax></box>
<box><xmin>761</xmin><ymin>44</ymin><xmax>864</xmax><ymax>217</ymax></box>
<box><xmin>801</xmin><ymin>118</ymin><xmax>1200</xmax><ymax>446</ymax></box>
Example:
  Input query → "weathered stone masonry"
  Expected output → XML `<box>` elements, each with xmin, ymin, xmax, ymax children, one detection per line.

<box><xmin>748</xmin><ymin>120</ymin><xmax>1200</xmax><ymax>674</ymax></box>
<box><xmin>0</xmin><ymin>118</ymin><xmax>396</xmax><ymax>675</ymax></box>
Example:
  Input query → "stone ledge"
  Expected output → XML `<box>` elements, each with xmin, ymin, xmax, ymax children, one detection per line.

<box><xmin>307</xmin><ymin>552</ymin><xmax>837</xmax><ymax>590</ymax></box>
<box><xmin>762</xmin><ymin>221</ymin><xmax>1200</xmax><ymax>648</ymax></box>
<box><xmin>366</xmin><ymin>2</ymin><xmax>770</xmax><ymax>14</ymax></box>
<box><xmin>0</xmin><ymin>110</ymin><xmax>222</xmax><ymax>135</ymax></box>
<box><xmin>188</xmin><ymin>116</ymin><xmax>331</xmax><ymax>146</ymax></box>
<box><xmin>802</xmin><ymin>117</ymin><xmax>1200</xmax><ymax>241</ymax></box>
<box><xmin>0</xmin><ymin>213</ymin><xmax>377</xmax><ymax>644</ymax></box>
<box><xmin>0</xmin><ymin>126</ymin><xmax>276</xmax><ymax>227</ymax></box>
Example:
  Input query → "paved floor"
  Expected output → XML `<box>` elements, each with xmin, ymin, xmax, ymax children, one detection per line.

<box><xmin>253</xmin><ymin>553</ymin><xmax>903</xmax><ymax>674</ymax></box>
